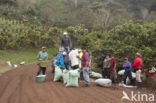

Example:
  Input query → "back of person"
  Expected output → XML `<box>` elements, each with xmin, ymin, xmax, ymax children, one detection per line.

<box><xmin>64</xmin><ymin>54</ymin><xmax>70</xmax><ymax>65</ymax></box>
<box><xmin>69</xmin><ymin>49</ymin><xmax>79</xmax><ymax>67</ymax></box>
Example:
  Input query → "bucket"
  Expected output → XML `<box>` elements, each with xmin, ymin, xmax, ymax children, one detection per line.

<box><xmin>36</xmin><ymin>75</ymin><xmax>46</xmax><ymax>82</ymax></box>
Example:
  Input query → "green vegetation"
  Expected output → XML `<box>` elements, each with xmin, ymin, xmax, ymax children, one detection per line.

<box><xmin>0</xmin><ymin>0</ymin><xmax>155</xmax><ymax>70</ymax></box>
<box><xmin>0</xmin><ymin>48</ymin><xmax>57</xmax><ymax>65</ymax></box>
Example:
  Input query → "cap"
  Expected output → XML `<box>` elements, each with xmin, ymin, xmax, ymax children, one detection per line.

<box><xmin>62</xmin><ymin>52</ymin><xmax>67</xmax><ymax>56</ymax></box>
<box><xmin>42</xmin><ymin>46</ymin><xmax>46</xmax><ymax>49</ymax></box>
<box><xmin>63</xmin><ymin>32</ymin><xmax>68</xmax><ymax>35</ymax></box>
<box><xmin>136</xmin><ymin>52</ymin><xmax>141</xmax><ymax>57</ymax></box>
<box><xmin>124</xmin><ymin>57</ymin><xmax>128</xmax><ymax>60</ymax></box>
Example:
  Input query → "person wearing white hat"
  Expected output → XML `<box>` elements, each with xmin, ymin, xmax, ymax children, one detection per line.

<box><xmin>61</xmin><ymin>32</ymin><xmax>72</xmax><ymax>53</ymax></box>
<box><xmin>37</xmin><ymin>47</ymin><xmax>49</xmax><ymax>76</ymax></box>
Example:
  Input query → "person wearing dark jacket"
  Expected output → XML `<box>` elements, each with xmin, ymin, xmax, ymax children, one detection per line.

<box><xmin>133</xmin><ymin>53</ymin><xmax>143</xmax><ymax>89</ymax></box>
<box><xmin>61</xmin><ymin>32</ymin><xmax>71</xmax><ymax>53</ymax></box>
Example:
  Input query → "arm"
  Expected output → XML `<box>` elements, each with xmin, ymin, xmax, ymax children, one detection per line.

<box><xmin>61</xmin><ymin>38</ymin><xmax>63</xmax><ymax>46</ymax></box>
<box><xmin>68</xmin><ymin>38</ymin><xmax>72</xmax><ymax>48</ymax></box>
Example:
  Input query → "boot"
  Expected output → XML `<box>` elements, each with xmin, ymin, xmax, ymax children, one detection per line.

<box><xmin>137</xmin><ymin>82</ymin><xmax>142</xmax><ymax>90</ymax></box>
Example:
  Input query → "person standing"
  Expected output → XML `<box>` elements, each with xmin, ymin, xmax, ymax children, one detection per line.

<box><xmin>102</xmin><ymin>55</ymin><xmax>111</xmax><ymax>78</ymax></box>
<box><xmin>61</xmin><ymin>32</ymin><xmax>71</xmax><ymax>53</ymax></box>
<box><xmin>123</xmin><ymin>58</ymin><xmax>134</xmax><ymax>85</ymax></box>
<box><xmin>69</xmin><ymin>48</ymin><xmax>79</xmax><ymax>69</ymax></box>
<box><xmin>110</xmin><ymin>55</ymin><xmax>118</xmax><ymax>83</ymax></box>
<box><xmin>37</xmin><ymin>47</ymin><xmax>49</xmax><ymax>75</ymax></box>
<box><xmin>81</xmin><ymin>47</ymin><xmax>90</xmax><ymax>87</ymax></box>
<box><xmin>63</xmin><ymin>52</ymin><xmax>70</xmax><ymax>70</ymax></box>
<box><xmin>132</xmin><ymin>53</ymin><xmax>143</xmax><ymax>89</ymax></box>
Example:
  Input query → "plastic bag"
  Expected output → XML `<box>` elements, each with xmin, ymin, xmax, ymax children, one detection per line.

<box><xmin>118</xmin><ymin>70</ymin><xmax>125</xmax><ymax>75</ymax></box>
<box><xmin>95</xmin><ymin>79</ymin><xmax>112</xmax><ymax>87</ymax></box>
<box><xmin>53</xmin><ymin>66</ymin><xmax>63</xmax><ymax>82</ymax></box>
<box><xmin>90</xmin><ymin>71</ymin><xmax>102</xmax><ymax>78</ymax></box>
<box><xmin>63</xmin><ymin>69</ymin><xmax>69</xmax><ymax>84</ymax></box>
<box><xmin>66</xmin><ymin>69</ymin><xmax>79</xmax><ymax>87</ymax></box>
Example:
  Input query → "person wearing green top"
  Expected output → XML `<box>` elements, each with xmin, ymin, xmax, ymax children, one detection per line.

<box><xmin>37</xmin><ymin>47</ymin><xmax>49</xmax><ymax>76</ymax></box>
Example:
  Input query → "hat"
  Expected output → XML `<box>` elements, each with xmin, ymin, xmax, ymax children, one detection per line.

<box><xmin>42</xmin><ymin>46</ymin><xmax>46</xmax><ymax>49</ymax></box>
<box><xmin>62</xmin><ymin>52</ymin><xmax>67</xmax><ymax>56</ymax></box>
<box><xmin>136</xmin><ymin>52</ymin><xmax>141</xmax><ymax>57</ymax></box>
<box><xmin>124</xmin><ymin>57</ymin><xmax>128</xmax><ymax>60</ymax></box>
<box><xmin>63</xmin><ymin>32</ymin><xmax>68</xmax><ymax>35</ymax></box>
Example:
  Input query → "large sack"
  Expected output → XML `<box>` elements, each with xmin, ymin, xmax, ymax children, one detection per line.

<box><xmin>63</xmin><ymin>69</ymin><xmax>69</xmax><ymax>84</ymax></box>
<box><xmin>90</xmin><ymin>71</ymin><xmax>102</xmax><ymax>79</ymax></box>
<box><xmin>66</xmin><ymin>69</ymin><xmax>79</xmax><ymax>87</ymax></box>
<box><xmin>118</xmin><ymin>70</ymin><xmax>125</xmax><ymax>75</ymax></box>
<box><xmin>53</xmin><ymin>66</ymin><xmax>63</xmax><ymax>82</ymax></box>
<box><xmin>95</xmin><ymin>79</ymin><xmax>112</xmax><ymax>87</ymax></box>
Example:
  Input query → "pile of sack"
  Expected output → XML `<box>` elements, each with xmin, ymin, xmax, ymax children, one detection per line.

<box><xmin>53</xmin><ymin>66</ymin><xmax>80</xmax><ymax>87</ymax></box>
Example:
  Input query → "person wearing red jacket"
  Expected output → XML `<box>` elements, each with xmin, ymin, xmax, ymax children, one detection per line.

<box><xmin>133</xmin><ymin>52</ymin><xmax>143</xmax><ymax>89</ymax></box>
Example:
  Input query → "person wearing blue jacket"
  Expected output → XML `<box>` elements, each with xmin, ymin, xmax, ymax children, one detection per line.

<box><xmin>56</xmin><ymin>53</ymin><xmax>65</xmax><ymax>69</ymax></box>
<box><xmin>123</xmin><ymin>58</ymin><xmax>133</xmax><ymax>85</ymax></box>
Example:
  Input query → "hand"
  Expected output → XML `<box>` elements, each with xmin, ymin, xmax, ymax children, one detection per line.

<box><xmin>84</xmin><ymin>67</ymin><xmax>87</xmax><ymax>71</ymax></box>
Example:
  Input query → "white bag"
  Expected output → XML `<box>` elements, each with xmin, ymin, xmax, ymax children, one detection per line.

<box><xmin>90</xmin><ymin>72</ymin><xmax>102</xmax><ymax>78</ymax></box>
<box><xmin>53</xmin><ymin>66</ymin><xmax>63</xmax><ymax>82</ymax></box>
<box><xmin>66</xmin><ymin>69</ymin><xmax>79</xmax><ymax>87</ymax></box>
<box><xmin>63</xmin><ymin>69</ymin><xmax>69</xmax><ymax>84</ymax></box>
<box><xmin>118</xmin><ymin>70</ymin><xmax>125</xmax><ymax>75</ymax></box>
<box><xmin>95</xmin><ymin>79</ymin><xmax>112</xmax><ymax>87</ymax></box>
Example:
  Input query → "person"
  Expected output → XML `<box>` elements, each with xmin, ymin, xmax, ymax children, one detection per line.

<box><xmin>37</xmin><ymin>47</ymin><xmax>49</xmax><ymax>75</ymax></box>
<box><xmin>63</xmin><ymin>52</ymin><xmax>70</xmax><ymax>70</ymax></box>
<box><xmin>81</xmin><ymin>47</ymin><xmax>90</xmax><ymax>87</ymax></box>
<box><xmin>132</xmin><ymin>53</ymin><xmax>143</xmax><ymax>89</ymax></box>
<box><xmin>56</xmin><ymin>52</ymin><xmax>65</xmax><ymax>70</ymax></box>
<box><xmin>123</xmin><ymin>58</ymin><xmax>133</xmax><ymax>85</ymax></box>
<box><xmin>61</xmin><ymin>32</ymin><xmax>71</xmax><ymax>53</ymax></box>
<box><xmin>69</xmin><ymin>48</ymin><xmax>79</xmax><ymax>69</ymax></box>
<box><xmin>102</xmin><ymin>55</ymin><xmax>111</xmax><ymax>78</ymax></box>
<box><xmin>110</xmin><ymin>55</ymin><xmax>118</xmax><ymax>83</ymax></box>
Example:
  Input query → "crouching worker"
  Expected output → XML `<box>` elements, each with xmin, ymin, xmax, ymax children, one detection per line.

<box><xmin>123</xmin><ymin>58</ymin><xmax>134</xmax><ymax>85</ymax></box>
<box><xmin>81</xmin><ymin>47</ymin><xmax>90</xmax><ymax>87</ymax></box>
<box><xmin>37</xmin><ymin>47</ymin><xmax>49</xmax><ymax>75</ymax></box>
<box><xmin>133</xmin><ymin>53</ymin><xmax>143</xmax><ymax>89</ymax></box>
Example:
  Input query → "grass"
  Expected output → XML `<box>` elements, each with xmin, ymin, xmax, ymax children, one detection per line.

<box><xmin>0</xmin><ymin>48</ymin><xmax>57</xmax><ymax>65</ymax></box>
<box><xmin>0</xmin><ymin>62</ymin><xmax>12</xmax><ymax>74</ymax></box>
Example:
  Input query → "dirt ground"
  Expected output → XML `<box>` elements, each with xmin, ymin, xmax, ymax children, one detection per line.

<box><xmin>0</xmin><ymin>64</ymin><xmax>155</xmax><ymax>103</ymax></box>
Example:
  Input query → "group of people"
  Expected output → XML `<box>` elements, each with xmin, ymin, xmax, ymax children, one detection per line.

<box><xmin>102</xmin><ymin>53</ymin><xmax>143</xmax><ymax>89</ymax></box>
<box><xmin>37</xmin><ymin>32</ymin><xmax>91</xmax><ymax>87</ymax></box>
<box><xmin>36</xmin><ymin>31</ymin><xmax>143</xmax><ymax>89</ymax></box>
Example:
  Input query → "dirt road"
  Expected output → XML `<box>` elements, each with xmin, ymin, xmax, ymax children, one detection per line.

<box><xmin>0</xmin><ymin>64</ymin><xmax>155</xmax><ymax>103</ymax></box>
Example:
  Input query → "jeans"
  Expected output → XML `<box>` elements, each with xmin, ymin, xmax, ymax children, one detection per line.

<box><xmin>83</xmin><ymin>67</ymin><xmax>90</xmax><ymax>85</ymax></box>
<box><xmin>124</xmin><ymin>70</ymin><xmax>133</xmax><ymax>84</ymax></box>
<box><xmin>110</xmin><ymin>70</ymin><xmax>118</xmax><ymax>83</ymax></box>
<box><xmin>65</xmin><ymin>64</ymin><xmax>70</xmax><ymax>70</ymax></box>
<box><xmin>102</xmin><ymin>68</ymin><xmax>110</xmax><ymax>78</ymax></box>
<box><xmin>64</xmin><ymin>47</ymin><xmax>70</xmax><ymax>53</ymax></box>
